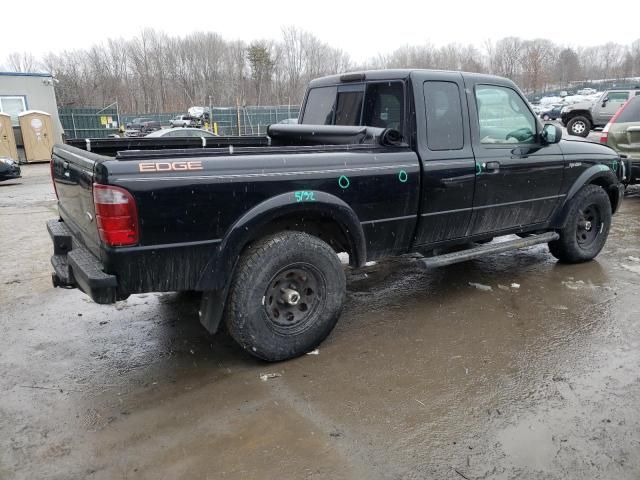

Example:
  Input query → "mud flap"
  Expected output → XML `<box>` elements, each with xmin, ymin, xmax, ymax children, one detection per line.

<box><xmin>199</xmin><ymin>287</ymin><xmax>230</xmax><ymax>334</ymax></box>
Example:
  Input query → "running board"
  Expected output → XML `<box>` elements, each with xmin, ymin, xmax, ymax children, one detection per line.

<box><xmin>421</xmin><ymin>232</ymin><xmax>560</xmax><ymax>269</ymax></box>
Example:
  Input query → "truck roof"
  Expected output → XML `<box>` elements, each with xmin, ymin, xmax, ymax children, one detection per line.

<box><xmin>308</xmin><ymin>69</ymin><xmax>515</xmax><ymax>88</ymax></box>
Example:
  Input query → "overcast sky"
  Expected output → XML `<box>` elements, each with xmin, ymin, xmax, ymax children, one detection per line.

<box><xmin>3</xmin><ymin>0</ymin><xmax>638</xmax><ymax>64</ymax></box>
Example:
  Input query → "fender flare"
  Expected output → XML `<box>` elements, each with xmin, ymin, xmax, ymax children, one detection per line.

<box><xmin>195</xmin><ymin>191</ymin><xmax>366</xmax><ymax>334</ymax></box>
<box><xmin>566</xmin><ymin>110</ymin><xmax>593</xmax><ymax>123</ymax></box>
<box><xmin>550</xmin><ymin>165</ymin><xmax>620</xmax><ymax>228</ymax></box>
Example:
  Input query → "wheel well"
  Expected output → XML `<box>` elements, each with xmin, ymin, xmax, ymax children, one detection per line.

<box><xmin>567</xmin><ymin>111</ymin><xmax>592</xmax><ymax>122</ymax></box>
<box><xmin>248</xmin><ymin>212</ymin><xmax>356</xmax><ymax>265</ymax></box>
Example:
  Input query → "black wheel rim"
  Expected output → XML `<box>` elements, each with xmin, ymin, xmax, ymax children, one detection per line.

<box><xmin>576</xmin><ymin>203</ymin><xmax>601</xmax><ymax>247</ymax></box>
<box><xmin>264</xmin><ymin>263</ymin><xmax>325</xmax><ymax>332</ymax></box>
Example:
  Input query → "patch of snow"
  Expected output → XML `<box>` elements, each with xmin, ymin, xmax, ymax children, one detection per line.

<box><xmin>469</xmin><ymin>282</ymin><xmax>492</xmax><ymax>292</ymax></box>
<box><xmin>621</xmin><ymin>264</ymin><xmax>640</xmax><ymax>275</ymax></box>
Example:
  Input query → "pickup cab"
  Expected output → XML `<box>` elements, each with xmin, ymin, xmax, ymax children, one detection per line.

<box><xmin>49</xmin><ymin>69</ymin><xmax>625</xmax><ymax>361</ymax></box>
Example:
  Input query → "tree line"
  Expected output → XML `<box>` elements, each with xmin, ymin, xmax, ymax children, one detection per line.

<box><xmin>4</xmin><ymin>28</ymin><xmax>640</xmax><ymax>114</ymax></box>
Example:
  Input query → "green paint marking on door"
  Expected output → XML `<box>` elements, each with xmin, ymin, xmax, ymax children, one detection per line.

<box><xmin>398</xmin><ymin>170</ymin><xmax>408</xmax><ymax>183</ymax></box>
<box><xmin>338</xmin><ymin>175</ymin><xmax>350</xmax><ymax>189</ymax></box>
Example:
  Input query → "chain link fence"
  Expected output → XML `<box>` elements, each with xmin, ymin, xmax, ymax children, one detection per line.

<box><xmin>121</xmin><ymin>105</ymin><xmax>299</xmax><ymax>136</ymax></box>
<box><xmin>61</xmin><ymin>105</ymin><xmax>300</xmax><ymax>139</ymax></box>
<box><xmin>59</xmin><ymin>107</ymin><xmax>119</xmax><ymax>139</ymax></box>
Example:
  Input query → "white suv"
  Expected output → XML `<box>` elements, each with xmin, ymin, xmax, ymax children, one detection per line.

<box><xmin>170</xmin><ymin>115</ymin><xmax>194</xmax><ymax>128</ymax></box>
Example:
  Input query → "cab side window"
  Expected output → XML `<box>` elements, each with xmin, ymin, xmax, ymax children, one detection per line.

<box><xmin>424</xmin><ymin>81</ymin><xmax>463</xmax><ymax>150</ymax></box>
<box><xmin>606</xmin><ymin>92</ymin><xmax>630</xmax><ymax>103</ymax></box>
<box><xmin>475</xmin><ymin>85</ymin><xmax>536</xmax><ymax>145</ymax></box>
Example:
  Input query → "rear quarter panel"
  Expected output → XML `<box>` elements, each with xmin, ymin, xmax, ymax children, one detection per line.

<box><xmin>101</xmin><ymin>147</ymin><xmax>420</xmax><ymax>293</ymax></box>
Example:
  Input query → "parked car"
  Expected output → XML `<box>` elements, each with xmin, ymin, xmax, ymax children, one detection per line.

<box><xmin>540</xmin><ymin>105</ymin><xmax>563</xmax><ymax>121</ymax></box>
<box><xmin>0</xmin><ymin>157</ymin><xmax>20</xmax><ymax>181</ymax></box>
<box><xmin>48</xmin><ymin>69</ymin><xmax>625</xmax><ymax>361</ymax></box>
<box><xmin>169</xmin><ymin>115</ymin><xmax>194</xmax><ymax>128</ymax></box>
<box><xmin>561</xmin><ymin>88</ymin><xmax>640</xmax><ymax>137</ymax></box>
<box><xmin>125</xmin><ymin>117</ymin><xmax>162</xmax><ymax>133</ymax></box>
<box><xmin>601</xmin><ymin>95</ymin><xmax>640</xmax><ymax>184</ymax></box>
<box><xmin>278</xmin><ymin>118</ymin><xmax>298</xmax><ymax>124</ymax></box>
<box><xmin>145</xmin><ymin>128</ymin><xmax>217</xmax><ymax>138</ymax></box>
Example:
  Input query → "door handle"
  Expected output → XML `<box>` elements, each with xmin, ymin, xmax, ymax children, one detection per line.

<box><xmin>484</xmin><ymin>161</ymin><xmax>500</xmax><ymax>172</ymax></box>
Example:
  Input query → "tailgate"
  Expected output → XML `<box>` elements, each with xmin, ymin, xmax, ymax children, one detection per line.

<box><xmin>52</xmin><ymin>144</ymin><xmax>107</xmax><ymax>257</ymax></box>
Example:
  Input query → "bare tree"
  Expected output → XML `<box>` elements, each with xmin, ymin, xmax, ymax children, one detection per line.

<box><xmin>29</xmin><ymin>30</ymin><xmax>640</xmax><ymax>113</ymax></box>
<box><xmin>7</xmin><ymin>51</ymin><xmax>40</xmax><ymax>73</ymax></box>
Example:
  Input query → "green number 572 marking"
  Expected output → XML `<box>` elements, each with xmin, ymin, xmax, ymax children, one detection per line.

<box><xmin>294</xmin><ymin>191</ymin><xmax>316</xmax><ymax>202</ymax></box>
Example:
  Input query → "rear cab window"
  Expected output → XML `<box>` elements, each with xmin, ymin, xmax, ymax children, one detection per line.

<box><xmin>301</xmin><ymin>81</ymin><xmax>405</xmax><ymax>137</ymax></box>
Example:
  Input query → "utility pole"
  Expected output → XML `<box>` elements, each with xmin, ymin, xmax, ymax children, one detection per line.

<box><xmin>208</xmin><ymin>95</ymin><xmax>212</xmax><ymax>133</ymax></box>
<box><xmin>236</xmin><ymin>97</ymin><xmax>242</xmax><ymax>136</ymax></box>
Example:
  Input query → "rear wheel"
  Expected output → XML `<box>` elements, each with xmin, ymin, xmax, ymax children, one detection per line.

<box><xmin>566</xmin><ymin>116</ymin><xmax>591</xmax><ymax>137</ymax></box>
<box><xmin>225</xmin><ymin>232</ymin><xmax>346</xmax><ymax>361</ymax></box>
<box><xmin>548</xmin><ymin>185</ymin><xmax>611</xmax><ymax>263</ymax></box>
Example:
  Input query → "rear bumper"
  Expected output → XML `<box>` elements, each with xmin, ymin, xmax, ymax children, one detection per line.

<box><xmin>47</xmin><ymin>219</ymin><xmax>120</xmax><ymax>304</ymax></box>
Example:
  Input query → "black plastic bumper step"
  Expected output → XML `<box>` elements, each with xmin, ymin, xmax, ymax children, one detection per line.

<box><xmin>421</xmin><ymin>232</ymin><xmax>560</xmax><ymax>269</ymax></box>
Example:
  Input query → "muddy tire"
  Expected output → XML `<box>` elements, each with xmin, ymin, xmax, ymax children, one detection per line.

<box><xmin>225</xmin><ymin>232</ymin><xmax>346</xmax><ymax>362</ymax></box>
<box><xmin>566</xmin><ymin>116</ymin><xmax>591</xmax><ymax>137</ymax></box>
<box><xmin>548</xmin><ymin>185</ymin><xmax>611</xmax><ymax>263</ymax></box>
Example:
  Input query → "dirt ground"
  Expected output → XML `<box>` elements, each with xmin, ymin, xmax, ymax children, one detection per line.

<box><xmin>1</xmin><ymin>163</ymin><xmax>639</xmax><ymax>480</ymax></box>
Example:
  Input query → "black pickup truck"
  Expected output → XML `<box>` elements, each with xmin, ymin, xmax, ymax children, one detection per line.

<box><xmin>49</xmin><ymin>69</ymin><xmax>626</xmax><ymax>361</ymax></box>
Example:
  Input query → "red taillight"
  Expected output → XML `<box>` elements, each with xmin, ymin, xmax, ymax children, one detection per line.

<box><xmin>93</xmin><ymin>184</ymin><xmax>139</xmax><ymax>246</ymax></box>
<box><xmin>50</xmin><ymin>160</ymin><xmax>59</xmax><ymax>199</ymax></box>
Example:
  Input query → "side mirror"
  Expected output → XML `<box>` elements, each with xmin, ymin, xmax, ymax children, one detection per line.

<box><xmin>541</xmin><ymin>123</ymin><xmax>562</xmax><ymax>144</ymax></box>
<box><xmin>602</xmin><ymin>98</ymin><xmax>608</xmax><ymax>107</ymax></box>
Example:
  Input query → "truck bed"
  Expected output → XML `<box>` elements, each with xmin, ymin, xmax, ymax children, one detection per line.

<box><xmin>52</xmin><ymin>125</ymin><xmax>420</xmax><ymax>301</ymax></box>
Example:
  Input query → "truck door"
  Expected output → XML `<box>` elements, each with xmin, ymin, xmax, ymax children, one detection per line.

<box><xmin>467</xmin><ymin>82</ymin><xmax>564</xmax><ymax>235</ymax></box>
<box><xmin>593</xmin><ymin>91</ymin><xmax>632</xmax><ymax>125</ymax></box>
<box><xmin>412</xmin><ymin>73</ymin><xmax>476</xmax><ymax>246</ymax></box>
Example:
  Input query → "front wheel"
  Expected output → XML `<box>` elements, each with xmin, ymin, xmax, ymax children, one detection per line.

<box><xmin>225</xmin><ymin>232</ymin><xmax>346</xmax><ymax>361</ymax></box>
<box><xmin>566</xmin><ymin>116</ymin><xmax>591</xmax><ymax>137</ymax></box>
<box><xmin>548</xmin><ymin>185</ymin><xmax>612</xmax><ymax>263</ymax></box>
